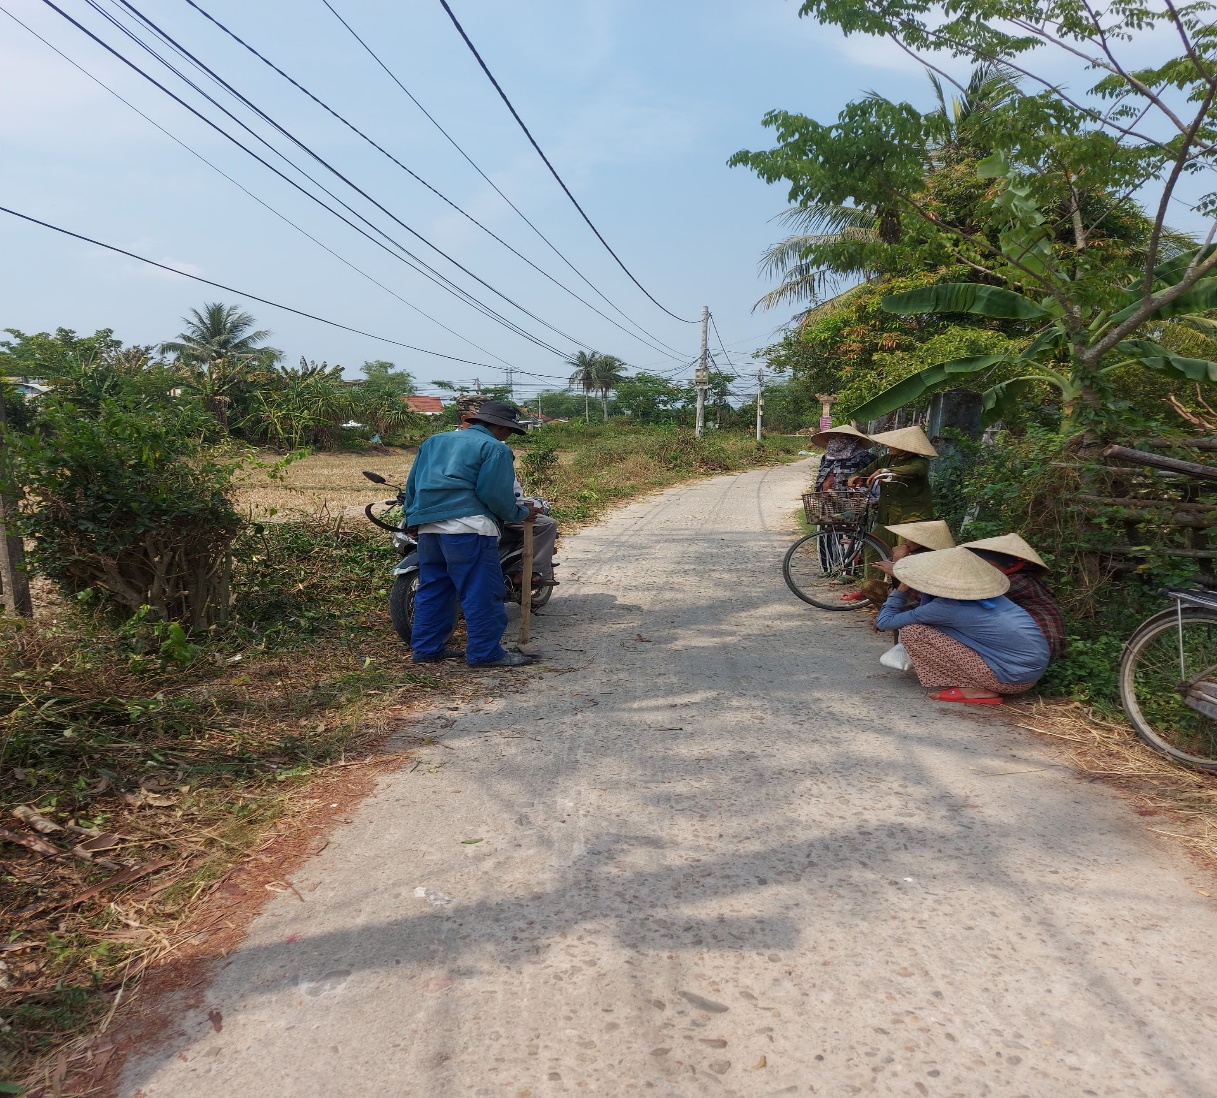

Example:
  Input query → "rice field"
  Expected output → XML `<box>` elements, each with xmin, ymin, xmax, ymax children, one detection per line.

<box><xmin>234</xmin><ymin>450</ymin><xmax>415</xmax><ymax>520</ymax></box>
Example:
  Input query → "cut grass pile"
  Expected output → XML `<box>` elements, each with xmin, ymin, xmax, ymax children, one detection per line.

<box><xmin>1012</xmin><ymin>697</ymin><xmax>1217</xmax><ymax>863</ymax></box>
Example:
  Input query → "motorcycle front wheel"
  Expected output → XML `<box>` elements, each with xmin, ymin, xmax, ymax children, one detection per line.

<box><xmin>388</xmin><ymin>572</ymin><xmax>417</xmax><ymax>645</ymax></box>
<box><xmin>390</xmin><ymin>573</ymin><xmax>464</xmax><ymax>647</ymax></box>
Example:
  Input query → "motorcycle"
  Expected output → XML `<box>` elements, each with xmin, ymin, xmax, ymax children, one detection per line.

<box><xmin>361</xmin><ymin>470</ymin><xmax>556</xmax><ymax>645</ymax></box>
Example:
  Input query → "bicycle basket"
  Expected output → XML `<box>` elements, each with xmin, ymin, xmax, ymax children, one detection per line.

<box><xmin>803</xmin><ymin>489</ymin><xmax>870</xmax><ymax>525</ymax></box>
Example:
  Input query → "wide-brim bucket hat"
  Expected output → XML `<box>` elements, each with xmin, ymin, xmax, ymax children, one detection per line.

<box><xmin>893</xmin><ymin>546</ymin><xmax>1010</xmax><ymax>600</ymax></box>
<box><xmin>885</xmin><ymin>520</ymin><xmax>956</xmax><ymax>551</ymax></box>
<box><xmin>467</xmin><ymin>399</ymin><xmax>528</xmax><ymax>436</ymax></box>
<box><xmin>962</xmin><ymin>533</ymin><xmax>1048</xmax><ymax>569</ymax></box>
<box><xmin>869</xmin><ymin>425</ymin><xmax>937</xmax><ymax>457</ymax></box>
<box><xmin>809</xmin><ymin>423</ymin><xmax>870</xmax><ymax>448</ymax></box>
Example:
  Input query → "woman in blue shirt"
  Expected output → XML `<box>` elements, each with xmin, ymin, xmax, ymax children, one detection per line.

<box><xmin>876</xmin><ymin>547</ymin><xmax>1050</xmax><ymax>705</ymax></box>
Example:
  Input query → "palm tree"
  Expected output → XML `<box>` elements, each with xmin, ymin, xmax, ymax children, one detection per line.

<box><xmin>162</xmin><ymin>303</ymin><xmax>280</xmax><ymax>429</ymax></box>
<box><xmin>593</xmin><ymin>355</ymin><xmax>629</xmax><ymax>421</ymax></box>
<box><xmin>161</xmin><ymin>303</ymin><xmax>280</xmax><ymax>366</ymax></box>
<box><xmin>925</xmin><ymin>61</ymin><xmax>1021</xmax><ymax>160</ymax></box>
<box><xmin>755</xmin><ymin>204</ymin><xmax>881</xmax><ymax>314</ymax></box>
<box><xmin>754</xmin><ymin>63</ymin><xmax>1022</xmax><ymax>319</ymax></box>
<box><xmin>567</xmin><ymin>350</ymin><xmax>602</xmax><ymax>422</ymax></box>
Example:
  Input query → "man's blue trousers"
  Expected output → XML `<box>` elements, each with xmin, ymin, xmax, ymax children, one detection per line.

<box><xmin>411</xmin><ymin>533</ymin><xmax>507</xmax><ymax>665</ymax></box>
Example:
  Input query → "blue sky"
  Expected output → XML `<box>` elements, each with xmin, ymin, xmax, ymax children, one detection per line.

<box><xmin>1</xmin><ymin>1</ymin><xmax>1205</xmax><ymax>402</ymax></box>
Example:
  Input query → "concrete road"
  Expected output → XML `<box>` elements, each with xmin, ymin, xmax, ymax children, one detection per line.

<box><xmin>123</xmin><ymin>459</ymin><xmax>1217</xmax><ymax>1097</ymax></box>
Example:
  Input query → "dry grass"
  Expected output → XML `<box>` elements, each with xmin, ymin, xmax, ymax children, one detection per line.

<box><xmin>234</xmin><ymin>450</ymin><xmax>415</xmax><ymax>519</ymax></box>
<box><xmin>1011</xmin><ymin>697</ymin><xmax>1217</xmax><ymax>864</ymax></box>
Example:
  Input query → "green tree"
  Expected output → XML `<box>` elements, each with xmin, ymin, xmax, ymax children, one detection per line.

<box><xmin>732</xmin><ymin>0</ymin><xmax>1217</xmax><ymax>431</ymax></box>
<box><xmin>846</xmin><ymin>156</ymin><xmax>1217</xmax><ymax>430</ymax></box>
<box><xmin>241</xmin><ymin>359</ymin><xmax>351</xmax><ymax>450</ymax></box>
<box><xmin>612</xmin><ymin>372</ymin><xmax>685</xmax><ymax>423</ymax></box>
<box><xmin>527</xmin><ymin>389</ymin><xmax>586</xmax><ymax>420</ymax></box>
<box><xmin>747</xmin><ymin>62</ymin><xmax>1024</xmax><ymax>321</ymax></box>
<box><xmin>4</xmin><ymin>354</ymin><xmax>241</xmax><ymax>626</ymax></box>
<box><xmin>360</xmin><ymin>359</ymin><xmax>416</xmax><ymax>399</ymax></box>
<box><xmin>0</xmin><ymin>327</ymin><xmax>123</xmax><ymax>380</ymax></box>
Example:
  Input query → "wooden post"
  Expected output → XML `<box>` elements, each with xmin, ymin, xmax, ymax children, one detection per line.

<box><xmin>517</xmin><ymin>518</ymin><xmax>534</xmax><ymax>646</ymax></box>
<box><xmin>0</xmin><ymin>389</ymin><xmax>32</xmax><ymax>616</ymax></box>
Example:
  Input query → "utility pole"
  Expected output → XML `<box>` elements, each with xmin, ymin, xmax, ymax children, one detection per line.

<box><xmin>504</xmin><ymin>366</ymin><xmax>514</xmax><ymax>401</ymax></box>
<box><xmin>755</xmin><ymin>368</ymin><xmax>765</xmax><ymax>442</ymax></box>
<box><xmin>0</xmin><ymin>390</ymin><xmax>32</xmax><ymax>617</ymax></box>
<box><xmin>695</xmin><ymin>306</ymin><xmax>709</xmax><ymax>438</ymax></box>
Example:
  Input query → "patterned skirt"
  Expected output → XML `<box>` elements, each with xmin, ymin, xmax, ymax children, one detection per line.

<box><xmin>899</xmin><ymin>624</ymin><xmax>1036</xmax><ymax>695</ymax></box>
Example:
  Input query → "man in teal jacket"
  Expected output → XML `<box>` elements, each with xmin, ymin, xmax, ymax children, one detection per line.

<box><xmin>404</xmin><ymin>402</ymin><xmax>538</xmax><ymax>667</ymax></box>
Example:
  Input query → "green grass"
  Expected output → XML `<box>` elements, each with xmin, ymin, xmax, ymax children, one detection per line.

<box><xmin>518</xmin><ymin>423</ymin><xmax>806</xmax><ymax>525</ymax></box>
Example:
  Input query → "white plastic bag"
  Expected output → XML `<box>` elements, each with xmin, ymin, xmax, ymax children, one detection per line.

<box><xmin>880</xmin><ymin>643</ymin><xmax>913</xmax><ymax>672</ymax></box>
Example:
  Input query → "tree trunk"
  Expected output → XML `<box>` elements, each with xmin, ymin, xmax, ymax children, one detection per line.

<box><xmin>584</xmin><ymin>392</ymin><xmax>590</xmax><ymax>422</ymax></box>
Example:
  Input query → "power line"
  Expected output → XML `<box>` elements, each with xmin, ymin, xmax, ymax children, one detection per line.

<box><xmin>45</xmin><ymin>0</ymin><xmax>565</xmax><ymax>357</ymax></box>
<box><xmin>0</xmin><ymin>3</ymin><xmax>518</xmax><ymax>371</ymax></box>
<box><xmin>437</xmin><ymin>0</ymin><xmax>694</xmax><ymax>324</ymax></box>
<box><xmin>319</xmin><ymin>0</ymin><xmax>688</xmax><ymax>359</ymax></box>
<box><xmin>180</xmin><ymin>0</ymin><xmax>686</xmax><ymax>363</ymax></box>
<box><xmin>709</xmin><ymin>312</ymin><xmax>735</xmax><ymax>367</ymax></box>
<box><xmin>0</xmin><ymin>205</ymin><xmax>502</xmax><ymax>366</ymax></box>
<box><xmin>104</xmin><ymin>0</ymin><xmax>589</xmax><ymax>355</ymax></box>
<box><xmin>74</xmin><ymin>0</ymin><xmax>583</xmax><ymax>357</ymax></box>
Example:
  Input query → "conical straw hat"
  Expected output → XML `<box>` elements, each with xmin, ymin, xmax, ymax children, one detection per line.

<box><xmin>884</xmin><ymin>520</ymin><xmax>956</xmax><ymax>551</ymax></box>
<box><xmin>893</xmin><ymin>546</ymin><xmax>1010</xmax><ymax>600</ymax></box>
<box><xmin>809</xmin><ymin>423</ymin><xmax>870</xmax><ymax>448</ymax></box>
<box><xmin>868</xmin><ymin>425</ymin><xmax>937</xmax><ymax>457</ymax></box>
<box><xmin>961</xmin><ymin>533</ymin><xmax>1047</xmax><ymax>569</ymax></box>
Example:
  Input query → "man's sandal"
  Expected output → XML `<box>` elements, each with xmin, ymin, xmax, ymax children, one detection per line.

<box><xmin>928</xmin><ymin>688</ymin><xmax>1003</xmax><ymax>705</ymax></box>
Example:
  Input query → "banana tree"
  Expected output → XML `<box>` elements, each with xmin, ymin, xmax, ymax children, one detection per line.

<box><xmin>848</xmin><ymin>154</ymin><xmax>1217</xmax><ymax>429</ymax></box>
<box><xmin>848</xmin><ymin>269</ymin><xmax>1217</xmax><ymax>426</ymax></box>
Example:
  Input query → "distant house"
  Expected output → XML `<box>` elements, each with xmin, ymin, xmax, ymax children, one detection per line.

<box><xmin>6</xmin><ymin>376</ymin><xmax>49</xmax><ymax>397</ymax></box>
<box><xmin>407</xmin><ymin>395</ymin><xmax>444</xmax><ymax>415</ymax></box>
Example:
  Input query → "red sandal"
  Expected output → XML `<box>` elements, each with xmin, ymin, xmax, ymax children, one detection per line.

<box><xmin>928</xmin><ymin>688</ymin><xmax>1003</xmax><ymax>705</ymax></box>
<box><xmin>839</xmin><ymin>591</ymin><xmax>867</xmax><ymax>603</ymax></box>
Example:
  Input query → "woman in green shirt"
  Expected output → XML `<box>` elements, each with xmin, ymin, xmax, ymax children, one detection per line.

<box><xmin>842</xmin><ymin>425</ymin><xmax>938</xmax><ymax>602</ymax></box>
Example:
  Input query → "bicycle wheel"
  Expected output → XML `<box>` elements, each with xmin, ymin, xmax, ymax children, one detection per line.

<box><xmin>1119</xmin><ymin>607</ymin><xmax>1217</xmax><ymax>771</ymax></box>
<box><xmin>782</xmin><ymin>530</ymin><xmax>891</xmax><ymax>611</ymax></box>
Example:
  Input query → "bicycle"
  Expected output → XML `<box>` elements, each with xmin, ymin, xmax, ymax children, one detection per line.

<box><xmin>782</xmin><ymin>487</ymin><xmax>892</xmax><ymax>611</ymax></box>
<box><xmin>1119</xmin><ymin>587</ymin><xmax>1217</xmax><ymax>770</ymax></box>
